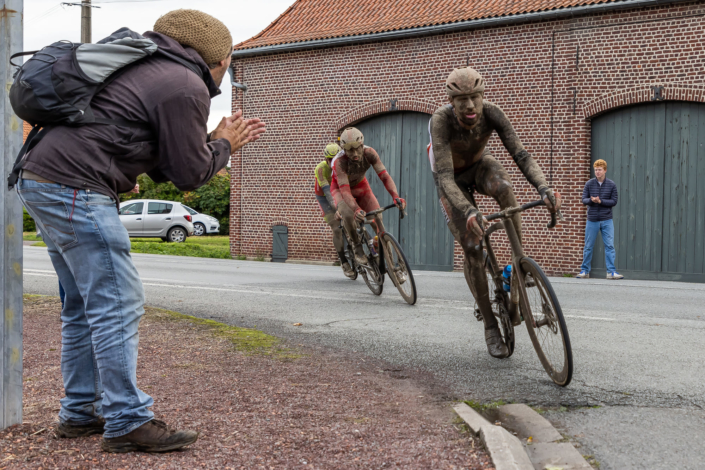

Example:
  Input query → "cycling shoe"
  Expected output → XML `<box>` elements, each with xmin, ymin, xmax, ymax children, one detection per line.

<box><xmin>484</xmin><ymin>326</ymin><xmax>509</xmax><ymax>359</ymax></box>
<box><xmin>342</xmin><ymin>262</ymin><xmax>355</xmax><ymax>278</ymax></box>
<box><xmin>354</xmin><ymin>245</ymin><xmax>368</xmax><ymax>266</ymax></box>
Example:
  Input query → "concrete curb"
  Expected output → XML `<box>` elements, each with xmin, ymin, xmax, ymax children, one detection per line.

<box><xmin>453</xmin><ymin>403</ymin><xmax>592</xmax><ymax>470</ymax></box>
<box><xmin>453</xmin><ymin>403</ymin><xmax>533</xmax><ymax>470</ymax></box>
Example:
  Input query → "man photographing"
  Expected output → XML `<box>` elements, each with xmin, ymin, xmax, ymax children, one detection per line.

<box><xmin>16</xmin><ymin>10</ymin><xmax>265</xmax><ymax>453</ymax></box>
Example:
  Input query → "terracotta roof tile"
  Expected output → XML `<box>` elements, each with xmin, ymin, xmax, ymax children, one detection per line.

<box><xmin>235</xmin><ymin>0</ymin><xmax>623</xmax><ymax>50</ymax></box>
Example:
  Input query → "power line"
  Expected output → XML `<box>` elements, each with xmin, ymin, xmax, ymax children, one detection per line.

<box><xmin>26</xmin><ymin>3</ymin><xmax>65</xmax><ymax>25</ymax></box>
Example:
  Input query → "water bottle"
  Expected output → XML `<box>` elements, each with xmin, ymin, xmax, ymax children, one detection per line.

<box><xmin>502</xmin><ymin>265</ymin><xmax>512</xmax><ymax>292</ymax></box>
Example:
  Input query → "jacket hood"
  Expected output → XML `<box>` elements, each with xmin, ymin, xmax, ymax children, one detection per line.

<box><xmin>143</xmin><ymin>31</ymin><xmax>222</xmax><ymax>99</ymax></box>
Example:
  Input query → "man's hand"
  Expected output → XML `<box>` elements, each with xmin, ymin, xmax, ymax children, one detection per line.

<box><xmin>466</xmin><ymin>211</ymin><xmax>484</xmax><ymax>246</ymax></box>
<box><xmin>129</xmin><ymin>184</ymin><xmax>139</xmax><ymax>194</ymax></box>
<box><xmin>541</xmin><ymin>188</ymin><xmax>562</xmax><ymax>214</ymax></box>
<box><xmin>354</xmin><ymin>209</ymin><xmax>366</xmax><ymax>223</ymax></box>
<box><xmin>591</xmin><ymin>196</ymin><xmax>601</xmax><ymax>204</ymax></box>
<box><xmin>211</xmin><ymin>110</ymin><xmax>267</xmax><ymax>154</ymax></box>
<box><xmin>394</xmin><ymin>197</ymin><xmax>406</xmax><ymax>210</ymax></box>
<box><xmin>335</xmin><ymin>210</ymin><xmax>342</xmax><ymax>221</ymax></box>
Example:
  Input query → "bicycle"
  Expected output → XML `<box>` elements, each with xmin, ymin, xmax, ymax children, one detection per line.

<box><xmin>340</xmin><ymin>204</ymin><xmax>417</xmax><ymax>305</ymax></box>
<box><xmin>475</xmin><ymin>200</ymin><xmax>573</xmax><ymax>386</ymax></box>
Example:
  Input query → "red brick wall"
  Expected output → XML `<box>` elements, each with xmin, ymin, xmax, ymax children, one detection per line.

<box><xmin>231</xmin><ymin>1</ymin><xmax>705</xmax><ymax>273</ymax></box>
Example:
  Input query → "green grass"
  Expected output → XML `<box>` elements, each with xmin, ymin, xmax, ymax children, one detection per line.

<box><xmin>146</xmin><ymin>306</ymin><xmax>300</xmax><ymax>359</ymax></box>
<box><xmin>23</xmin><ymin>232</ymin><xmax>42</xmax><ymax>241</ymax></box>
<box><xmin>128</xmin><ymin>236</ymin><xmax>230</xmax><ymax>259</ymax></box>
<box><xmin>129</xmin><ymin>237</ymin><xmax>231</xmax><ymax>259</ymax></box>
<box><xmin>464</xmin><ymin>400</ymin><xmax>508</xmax><ymax>412</ymax></box>
<box><xmin>25</xmin><ymin>233</ymin><xmax>233</xmax><ymax>259</ymax></box>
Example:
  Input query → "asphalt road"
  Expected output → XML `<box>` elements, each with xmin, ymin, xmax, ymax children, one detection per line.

<box><xmin>23</xmin><ymin>246</ymin><xmax>705</xmax><ymax>470</ymax></box>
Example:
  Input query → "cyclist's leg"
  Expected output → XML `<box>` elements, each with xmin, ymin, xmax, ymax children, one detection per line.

<box><xmin>354</xmin><ymin>178</ymin><xmax>384</xmax><ymax>235</ymax></box>
<box><xmin>474</xmin><ymin>154</ymin><xmax>522</xmax><ymax>242</ymax></box>
<box><xmin>316</xmin><ymin>194</ymin><xmax>346</xmax><ymax>260</ymax></box>
<box><xmin>440</xmin><ymin>166</ymin><xmax>496</xmax><ymax>329</ymax></box>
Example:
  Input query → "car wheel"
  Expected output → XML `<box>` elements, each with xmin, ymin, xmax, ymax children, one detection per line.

<box><xmin>193</xmin><ymin>223</ymin><xmax>206</xmax><ymax>236</ymax></box>
<box><xmin>167</xmin><ymin>227</ymin><xmax>187</xmax><ymax>243</ymax></box>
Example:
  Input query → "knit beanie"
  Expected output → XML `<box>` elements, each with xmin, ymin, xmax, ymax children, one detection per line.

<box><xmin>153</xmin><ymin>9</ymin><xmax>232</xmax><ymax>65</ymax></box>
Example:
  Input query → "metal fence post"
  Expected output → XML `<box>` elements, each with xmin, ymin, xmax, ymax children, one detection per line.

<box><xmin>1</xmin><ymin>0</ymin><xmax>24</xmax><ymax>430</ymax></box>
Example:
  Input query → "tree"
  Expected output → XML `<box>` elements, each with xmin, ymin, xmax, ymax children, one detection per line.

<box><xmin>120</xmin><ymin>171</ymin><xmax>231</xmax><ymax>234</ymax></box>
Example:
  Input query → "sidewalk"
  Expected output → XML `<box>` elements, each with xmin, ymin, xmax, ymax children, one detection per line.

<box><xmin>0</xmin><ymin>296</ymin><xmax>492</xmax><ymax>469</ymax></box>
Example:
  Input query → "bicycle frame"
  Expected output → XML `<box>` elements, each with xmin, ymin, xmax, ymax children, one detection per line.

<box><xmin>482</xmin><ymin>200</ymin><xmax>561</xmax><ymax>326</ymax></box>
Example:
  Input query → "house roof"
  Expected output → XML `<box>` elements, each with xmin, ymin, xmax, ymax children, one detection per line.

<box><xmin>234</xmin><ymin>0</ymin><xmax>626</xmax><ymax>50</ymax></box>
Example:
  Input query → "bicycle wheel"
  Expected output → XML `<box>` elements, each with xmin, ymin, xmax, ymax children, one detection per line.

<box><xmin>519</xmin><ymin>257</ymin><xmax>573</xmax><ymax>386</ymax></box>
<box><xmin>359</xmin><ymin>229</ymin><xmax>383</xmax><ymax>295</ymax></box>
<box><xmin>380</xmin><ymin>232</ymin><xmax>417</xmax><ymax>305</ymax></box>
<box><xmin>478</xmin><ymin>259</ymin><xmax>515</xmax><ymax>357</ymax></box>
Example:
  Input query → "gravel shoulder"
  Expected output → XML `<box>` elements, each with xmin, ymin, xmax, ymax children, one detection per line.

<box><xmin>0</xmin><ymin>296</ymin><xmax>492</xmax><ymax>469</ymax></box>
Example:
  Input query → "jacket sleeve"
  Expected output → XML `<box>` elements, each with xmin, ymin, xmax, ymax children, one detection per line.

<box><xmin>430</xmin><ymin>112</ymin><xmax>478</xmax><ymax>218</ymax></box>
<box><xmin>148</xmin><ymin>87</ymin><xmax>231</xmax><ymax>191</ymax></box>
<box><xmin>601</xmin><ymin>182</ymin><xmax>618</xmax><ymax>207</ymax></box>
<box><xmin>582</xmin><ymin>181</ymin><xmax>594</xmax><ymax>206</ymax></box>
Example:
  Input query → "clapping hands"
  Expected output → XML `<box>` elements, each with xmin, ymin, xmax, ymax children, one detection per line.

<box><xmin>211</xmin><ymin>110</ymin><xmax>267</xmax><ymax>154</ymax></box>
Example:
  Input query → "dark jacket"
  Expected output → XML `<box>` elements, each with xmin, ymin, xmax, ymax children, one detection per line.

<box><xmin>20</xmin><ymin>32</ymin><xmax>231</xmax><ymax>202</ymax></box>
<box><xmin>582</xmin><ymin>177</ymin><xmax>618</xmax><ymax>222</ymax></box>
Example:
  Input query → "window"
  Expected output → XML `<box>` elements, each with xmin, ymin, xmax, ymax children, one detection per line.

<box><xmin>147</xmin><ymin>202</ymin><xmax>173</xmax><ymax>214</ymax></box>
<box><xmin>120</xmin><ymin>202</ymin><xmax>144</xmax><ymax>215</ymax></box>
<box><xmin>181</xmin><ymin>205</ymin><xmax>198</xmax><ymax>215</ymax></box>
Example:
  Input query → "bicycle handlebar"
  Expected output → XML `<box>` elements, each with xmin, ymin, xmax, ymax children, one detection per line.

<box><xmin>364</xmin><ymin>203</ymin><xmax>406</xmax><ymax>220</ymax></box>
<box><xmin>485</xmin><ymin>200</ymin><xmax>563</xmax><ymax>229</ymax></box>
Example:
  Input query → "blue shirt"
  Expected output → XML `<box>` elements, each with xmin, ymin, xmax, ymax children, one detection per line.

<box><xmin>582</xmin><ymin>178</ymin><xmax>618</xmax><ymax>222</ymax></box>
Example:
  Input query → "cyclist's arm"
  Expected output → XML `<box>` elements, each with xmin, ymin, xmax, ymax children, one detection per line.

<box><xmin>488</xmin><ymin>105</ymin><xmax>549</xmax><ymax>194</ymax></box>
<box><xmin>315</xmin><ymin>164</ymin><xmax>337</xmax><ymax>209</ymax></box>
<box><xmin>430</xmin><ymin>113</ymin><xmax>479</xmax><ymax>218</ymax></box>
<box><xmin>332</xmin><ymin>157</ymin><xmax>361</xmax><ymax>213</ymax></box>
<box><xmin>367</xmin><ymin>148</ymin><xmax>400</xmax><ymax>200</ymax></box>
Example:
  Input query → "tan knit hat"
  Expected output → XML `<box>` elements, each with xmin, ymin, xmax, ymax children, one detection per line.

<box><xmin>154</xmin><ymin>9</ymin><xmax>232</xmax><ymax>65</ymax></box>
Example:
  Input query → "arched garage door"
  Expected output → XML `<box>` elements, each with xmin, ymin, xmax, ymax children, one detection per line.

<box><xmin>591</xmin><ymin>101</ymin><xmax>705</xmax><ymax>282</ymax></box>
<box><xmin>356</xmin><ymin>112</ymin><xmax>454</xmax><ymax>271</ymax></box>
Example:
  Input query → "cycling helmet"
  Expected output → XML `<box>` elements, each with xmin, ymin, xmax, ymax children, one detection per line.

<box><xmin>324</xmin><ymin>143</ymin><xmax>340</xmax><ymax>159</ymax></box>
<box><xmin>446</xmin><ymin>67</ymin><xmax>485</xmax><ymax>97</ymax></box>
<box><xmin>340</xmin><ymin>127</ymin><xmax>364</xmax><ymax>150</ymax></box>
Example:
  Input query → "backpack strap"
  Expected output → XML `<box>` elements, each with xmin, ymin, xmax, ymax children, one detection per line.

<box><xmin>7</xmin><ymin>125</ymin><xmax>49</xmax><ymax>189</ymax></box>
<box><xmin>9</xmin><ymin>50</ymin><xmax>40</xmax><ymax>67</ymax></box>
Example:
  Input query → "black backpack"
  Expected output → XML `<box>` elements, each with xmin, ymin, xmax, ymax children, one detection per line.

<box><xmin>7</xmin><ymin>27</ymin><xmax>204</xmax><ymax>188</ymax></box>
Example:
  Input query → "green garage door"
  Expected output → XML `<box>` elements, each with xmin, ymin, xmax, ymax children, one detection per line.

<box><xmin>591</xmin><ymin>101</ymin><xmax>705</xmax><ymax>282</ymax></box>
<box><xmin>356</xmin><ymin>112</ymin><xmax>454</xmax><ymax>271</ymax></box>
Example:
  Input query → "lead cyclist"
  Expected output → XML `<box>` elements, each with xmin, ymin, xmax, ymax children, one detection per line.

<box><xmin>428</xmin><ymin>67</ymin><xmax>561</xmax><ymax>358</ymax></box>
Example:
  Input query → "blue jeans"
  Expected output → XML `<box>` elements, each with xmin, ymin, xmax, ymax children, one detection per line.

<box><xmin>18</xmin><ymin>179</ymin><xmax>153</xmax><ymax>438</ymax></box>
<box><xmin>580</xmin><ymin>219</ymin><xmax>616</xmax><ymax>273</ymax></box>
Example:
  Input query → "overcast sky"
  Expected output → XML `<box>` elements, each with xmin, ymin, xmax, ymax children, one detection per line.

<box><xmin>23</xmin><ymin>0</ymin><xmax>292</xmax><ymax>131</ymax></box>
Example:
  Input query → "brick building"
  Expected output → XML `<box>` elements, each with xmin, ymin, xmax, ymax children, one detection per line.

<box><xmin>230</xmin><ymin>0</ymin><xmax>705</xmax><ymax>282</ymax></box>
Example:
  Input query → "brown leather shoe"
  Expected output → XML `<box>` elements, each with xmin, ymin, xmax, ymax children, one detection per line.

<box><xmin>56</xmin><ymin>418</ymin><xmax>105</xmax><ymax>438</ymax></box>
<box><xmin>101</xmin><ymin>419</ymin><xmax>198</xmax><ymax>453</ymax></box>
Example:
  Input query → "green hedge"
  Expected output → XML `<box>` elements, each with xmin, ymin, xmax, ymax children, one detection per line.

<box><xmin>23</xmin><ymin>208</ymin><xmax>36</xmax><ymax>232</ymax></box>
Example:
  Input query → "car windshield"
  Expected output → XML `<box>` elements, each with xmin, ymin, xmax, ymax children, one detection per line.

<box><xmin>181</xmin><ymin>205</ymin><xmax>198</xmax><ymax>215</ymax></box>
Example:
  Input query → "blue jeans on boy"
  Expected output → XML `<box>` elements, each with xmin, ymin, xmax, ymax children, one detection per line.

<box><xmin>17</xmin><ymin>178</ymin><xmax>153</xmax><ymax>438</ymax></box>
<box><xmin>580</xmin><ymin>219</ymin><xmax>616</xmax><ymax>273</ymax></box>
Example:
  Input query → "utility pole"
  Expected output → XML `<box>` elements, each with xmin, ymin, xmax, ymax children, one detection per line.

<box><xmin>0</xmin><ymin>0</ymin><xmax>25</xmax><ymax>430</ymax></box>
<box><xmin>81</xmin><ymin>0</ymin><xmax>91</xmax><ymax>43</ymax></box>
